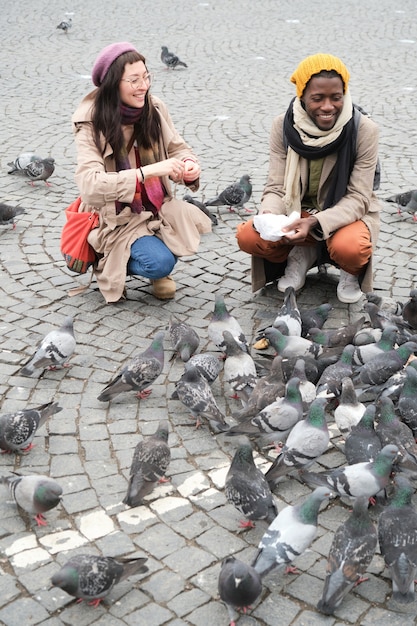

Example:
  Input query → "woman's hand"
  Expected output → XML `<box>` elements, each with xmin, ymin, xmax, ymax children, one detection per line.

<box><xmin>182</xmin><ymin>159</ymin><xmax>201</xmax><ymax>183</ymax></box>
<box><xmin>141</xmin><ymin>158</ymin><xmax>185</xmax><ymax>182</ymax></box>
<box><xmin>281</xmin><ymin>215</ymin><xmax>318</xmax><ymax>243</ymax></box>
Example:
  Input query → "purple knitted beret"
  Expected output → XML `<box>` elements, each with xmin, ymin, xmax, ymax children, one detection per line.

<box><xmin>92</xmin><ymin>42</ymin><xmax>138</xmax><ymax>86</ymax></box>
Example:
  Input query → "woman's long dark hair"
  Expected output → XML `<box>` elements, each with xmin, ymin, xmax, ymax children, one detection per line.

<box><xmin>91</xmin><ymin>50</ymin><xmax>161</xmax><ymax>158</ymax></box>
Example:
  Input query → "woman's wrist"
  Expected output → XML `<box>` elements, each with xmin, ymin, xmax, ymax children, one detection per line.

<box><xmin>137</xmin><ymin>167</ymin><xmax>145</xmax><ymax>183</ymax></box>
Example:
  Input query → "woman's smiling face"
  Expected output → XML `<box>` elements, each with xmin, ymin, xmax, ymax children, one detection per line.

<box><xmin>119</xmin><ymin>60</ymin><xmax>151</xmax><ymax>108</ymax></box>
<box><xmin>301</xmin><ymin>75</ymin><xmax>345</xmax><ymax>131</ymax></box>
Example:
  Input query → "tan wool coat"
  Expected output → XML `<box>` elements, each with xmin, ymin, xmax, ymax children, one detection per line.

<box><xmin>72</xmin><ymin>92</ymin><xmax>212</xmax><ymax>303</ymax></box>
<box><xmin>250</xmin><ymin>112</ymin><xmax>381</xmax><ymax>293</ymax></box>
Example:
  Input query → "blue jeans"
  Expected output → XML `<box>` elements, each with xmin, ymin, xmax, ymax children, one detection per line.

<box><xmin>127</xmin><ymin>236</ymin><xmax>176</xmax><ymax>278</ymax></box>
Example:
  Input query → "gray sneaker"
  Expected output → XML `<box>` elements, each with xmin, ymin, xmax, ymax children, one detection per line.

<box><xmin>337</xmin><ymin>270</ymin><xmax>362</xmax><ymax>303</ymax></box>
<box><xmin>277</xmin><ymin>246</ymin><xmax>317</xmax><ymax>293</ymax></box>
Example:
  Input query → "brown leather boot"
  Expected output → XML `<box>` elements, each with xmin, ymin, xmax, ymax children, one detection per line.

<box><xmin>151</xmin><ymin>276</ymin><xmax>176</xmax><ymax>299</ymax></box>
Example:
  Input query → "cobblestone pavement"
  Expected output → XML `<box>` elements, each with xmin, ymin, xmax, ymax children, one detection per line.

<box><xmin>0</xmin><ymin>0</ymin><xmax>416</xmax><ymax>624</ymax></box>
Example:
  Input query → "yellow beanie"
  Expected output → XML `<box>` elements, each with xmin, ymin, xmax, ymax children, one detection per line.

<box><xmin>290</xmin><ymin>53</ymin><xmax>350</xmax><ymax>98</ymax></box>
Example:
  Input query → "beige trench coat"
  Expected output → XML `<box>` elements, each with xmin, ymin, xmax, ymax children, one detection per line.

<box><xmin>72</xmin><ymin>92</ymin><xmax>212</xmax><ymax>303</ymax></box>
<box><xmin>250</xmin><ymin>112</ymin><xmax>381</xmax><ymax>293</ymax></box>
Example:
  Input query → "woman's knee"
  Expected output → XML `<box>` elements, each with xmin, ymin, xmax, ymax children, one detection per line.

<box><xmin>128</xmin><ymin>236</ymin><xmax>176</xmax><ymax>278</ymax></box>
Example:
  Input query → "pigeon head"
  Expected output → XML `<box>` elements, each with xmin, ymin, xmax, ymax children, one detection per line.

<box><xmin>51</xmin><ymin>563</ymin><xmax>79</xmax><ymax>595</ymax></box>
<box><xmin>34</xmin><ymin>481</ymin><xmax>63</xmax><ymax>513</ymax></box>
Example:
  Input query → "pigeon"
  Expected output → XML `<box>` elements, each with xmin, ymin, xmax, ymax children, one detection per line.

<box><xmin>316</xmin><ymin>344</ymin><xmax>355</xmax><ymax>398</ymax></box>
<box><xmin>365</xmin><ymin>292</ymin><xmax>403</xmax><ymax>316</ymax></box>
<box><xmin>374</xmin><ymin>396</ymin><xmax>417</xmax><ymax>471</ymax></box>
<box><xmin>51</xmin><ymin>554</ymin><xmax>148</xmax><ymax>607</ymax></box>
<box><xmin>333</xmin><ymin>377</ymin><xmax>366</xmax><ymax>435</ymax></box>
<box><xmin>300</xmin><ymin>303</ymin><xmax>333</xmax><ymax>337</ymax></box>
<box><xmin>378</xmin><ymin>475</ymin><xmax>417</xmax><ymax>604</ymax></box>
<box><xmin>385</xmin><ymin>189</ymin><xmax>417</xmax><ymax>220</ymax></box>
<box><xmin>398</xmin><ymin>365</ymin><xmax>417</xmax><ymax>437</ymax></box>
<box><xmin>0</xmin><ymin>401</ymin><xmax>62</xmax><ymax>454</ymax></box>
<box><xmin>186</xmin><ymin>352</ymin><xmax>223</xmax><ymax>385</ymax></box>
<box><xmin>272</xmin><ymin>286</ymin><xmax>302</xmax><ymax>337</ymax></box>
<box><xmin>317</xmin><ymin>496</ymin><xmax>377</xmax><ymax>615</ymax></box>
<box><xmin>222</xmin><ymin>330</ymin><xmax>257</xmax><ymax>404</ymax></box>
<box><xmin>205</xmin><ymin>175</ymin><xmax>252</xmax><ymax>212</ymax></box>
<box><xmin>353</xmin><ymin>326</ymin><xmax>382</xmax><ymax>346</ymax></box>
<box><xmin>351</xmin><ymin>324</ymin><xmax>398</xmax><ymax>366</ymax></box>
<box><xmin>97</xmin><ymin>330</ymin><xmax>165</xmax><ymax>402</ymax></box>
<box><xmin>260</xmin><ymin>326</ymin><xmax>323</xmax><ymax>360</ymax></box>
<box><xmin>0</xmin><ymin>473</ymin><xmax>63</xmax><ymax>526</ymax></box>
<box><xmin>161</xmin><ymin>46</ymin><xmax>188</xmax><ymax>69</ymax></box>
<box><xmin>8</xmin><ymin>156</ymin><xmax>55</xmax><ymax>186</ymax></box>
<box><xmin>123</xmin><ymin>420</ymin><xmax>170</xmax><ymax>507</ymax></box>
<box><xmin>290</xmin><ymin>358</ymin><xmax>316</xmax><ymax>407</ymax></box>
<box><xmin>0</xmin><ymin>203</ymin><xmax>27</xmax><ymax>229</ymax></box>
<box><xmin>402</xmin><ymin>289</ymin><xmax>417</xmax><ymax>329</ymax></box>
<box><xmin>227</xmin><ymin>377</ymin><xmax>303</xmax><ymax>447</ymax></box>
<box><xmin>56</xmin><ymin>17</ymin><xmax>72</xmax><ymax>33</ymax></box>
<box><xmin>20</xmin><ymin>316</ymin><xmax>76</xmax><ymax>376</ymax></box>
<box><xmin>357</xmin><ymin>341</ymin><xmax>417</xmax><ymax>386</ymax></box>
<box><xmin>307</xmin><ymin>316</ymin><xmax>366</xmax><ymax>348</ymax></box>
<box><xmin>218</xmin><ymin>556</ymin><xmax>262</xmax><ymax>626</ymax></box>
<box><xmin>208</xmin><ymin>293</ymin><xmax>249</xmax><ymax>353</ymax></box>
<box><xmin>168</xmin><ymin>316</ymin><xmax>200</xmax><ymax>362</ymax></box>
<box><xmin>183</xmin><ymin>194</ymin><xmax>218</xmax><ymax>225</ymax></box>
<box><xmin>265</xmin><ymin>397</ymin><xmax>330</xmax><ymax>488</ymax></box>
<box><xmin>7</xmin><ymin>152</ymin><xmax>43</xmax><ymax>173</ymax></box>
<box><xmin>344</xmin><ymin>404</ymin><xmax>382</xmax><ymax>465</ymax></box>
<box><xmin>225</xmin><ymin>440</ymin><xmax>278</xmax><ymax>528</ymax></box>
<box><xmin>363</xmin><ymin>302</ymin><xmax>413</xmax><ymax>340</ymax></box>
<box><xmin>252</xmin><ymin>486</ymin><xmax>332</xmax><ymax>578</ymax></box>
<box><xmin>231</xmin><ymin>355</ymin><xmax>285</xmax><ymax>421</ymax></box>
<box><xmin>173</xmin><ymin>364</ymin><xmax>229</xmax><ymax>433</ymax></box>
<box><xmin>301</xmin><ymin>444</ymin><xmax>400</xmax><ymax>500</ymax></box>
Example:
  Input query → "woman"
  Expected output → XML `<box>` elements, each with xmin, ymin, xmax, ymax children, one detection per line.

<box><xmin>72</xmin><ymin>42</ymin><xmax>212</xmax><ymax>303</ymax></box>
<box><xmin>236</xmin><ymin>53</ymin><xmax>381</xmax><ymax>303</ymax></box>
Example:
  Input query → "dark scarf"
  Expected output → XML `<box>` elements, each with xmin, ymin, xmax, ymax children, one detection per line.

<box><xmin>115</xmin><ymin>104</ymin><xmax>164</xmax><ymax>216</ymax></box>
<box><xmin>283</xmin><ymin>98</ymin><xmax>356</xmax><ymax>209</ymax></box>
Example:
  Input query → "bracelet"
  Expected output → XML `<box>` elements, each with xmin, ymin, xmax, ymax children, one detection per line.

<box><xmin>138</xmin><ymin>167</ymin><xmax>145</xmax><ymax>183</ymax></box>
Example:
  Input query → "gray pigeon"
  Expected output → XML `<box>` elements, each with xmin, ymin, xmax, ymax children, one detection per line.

<box><xmin>123</xmin><ymin>420</ymin><xmax>170</xmax><ymax>507</ymax></box>
<box><xmin>344</xmin><ymin>404</ymin><xmax>381</xmax><ymax>465</ymax></box>
<box><xmin>0</xmin><ymin>401</ymin><xmax>62</xmax><ymax>454</ymax></box>
<box><xmin>161</xmin><ymin>46</ymin><xmax>187</xmax><ymax>69</ymax></box>
<box><xmin>208</xmin><ymin>293</ymin><xmax>249</xmax><ymax>353</ymax></box>
<box><xmin>300</xmin><ymin>303</ymin><xmax>333</xmax><ymax>337</ymax></box>
<box><xmin>227</xmin><ymin>377</ymin><xmax>303</xmax><ymax>447</ymax></box>
<box><xmin>261</xmin><ymin>326</ymin><xmax>323</xmax><ymax>360</ymax></box>
<box><xmin>231</xmin><ymin>355</ymin><xmax>285</xmax><ymax>421</ymax></box>
<box><xmin>168</xmin><ymin>316</ymin><xmax>200</xmax><ymax>362</ymax></box>
<box><xmin>7</xmin><ymin>152</ymin><xmax>42</xmax><ymax>173</ymax></box>
<box><xmin>385</xmin><ymin>189</ymin><xmax>417</xmax><ymax>220</ymax></box>
<box><xmin>402</xmin><ymin>289</ymin><xmax>417</xmax><ymax>329</ymax></box>
<box><xmin>57</xmin><ymin>17</ymin><xmax>72</xmax><ymax>33</ymax></box>
<box><xmin>352</xmin><ymin>324</ymin><xmax>398</xmax><ymax>366</ymax></box>
<box><xmin>186</xmin><ymin>352</ymin><xmax>223</xmax><ymax>384</ymax></box>
<box><xmin>51</xmin><ymin>554</ymin><xmax>148</xmax><ymax>606</ymax></box>
<box><xmin>272</xmin><ymin>286</ymin><xmax>302</xmax><ymax>337</ymax></box>
<box><xmin>307</xmin><ymin>316</ymin><xmax>366</xmax><ymax>348</ymax></box>
<box><xmin>97</xmin><ymin>331</ymin><xmax>165</xmax><ymax>402</ymax></box>
<box><xmin>0</xmin><ymin>203</ymin><xmax>27</xmax><ymax>229</ymax></box>
<box><xmin>218</xmin><ymin>556</ymin><xmax>262</xmax><ymax>625</ymax></box>
<box><xmin>173</xmin><ymin>364</ymin><xmax>229</xmax><ymax>433</ymax></box>
<box><xmin>265</xmin><ymin>397</ymin><xmax>330</xmax><ymax>488</ymax></box>
<box><xmin>205</xmin><ymin>175</ymin><xmax>252</xmax><ymax>212</ymax></box>
<box><xmin>183</xmin><ymin>194</ymin><xmax>218</xmax><ymax>225</ymax></box>
<box><xmin>375</xmin><ymin>396</ymin><xmax>417</xmax><ymax>471</ymax></box>
<box><xmin>317</xmin><ymin>496</ymin><xmax>377</xmax><ymax>615</ymax></box>
<box><xmin>222</xmin><ymin>330</ymin><xmax>257</xmax><ymax>405</ymax></box>
<box><xmin>225</xmin><ymin>440</ymin><xmax>277</xmax><ymax>528</ymax></box>
<box><xmin>333</xmin><ymin>377</ymin><xmax>366</xmax><ymax>435</ymax></box>
<box><xmin>378</xmin><ymin>475</ymin><xmax>417</xmax><ymax>604</ymax></box>
<box><xmin>252</xmin><ymin>486</ymin><xmax>331</xmax><ymax>578</ymax></box>
<box><xmin>0</xmin><ymin>473</ymin><xmax>62</xmax><ymax>526</ymax></box>
<box><xmin>316</xmin><ymin>345</ymin><xmax>355</xmax><ymax>398</ymax></box>
<box><xmin>20</xmin><ymin>316</ymin><xmax>76</xmax><ymax>376</ymax></box>
<box><xmin>8</xmin><ymin>156</ymin><xmax>55</xmax><ymax>186</ymax></box>
<box><xmin>358</xmin><ymin>341</ymin><xmax>417</xmax><ymax>386</ymax></box>
<box><xmin>398</xmin><ymin>364</ymin><xmax>417</xmax><ymax>437</ymax></box>
<box><xmin>301</xmin><ymin>444</ymin><xmax>400</xmax><ymax>500</ymax></box>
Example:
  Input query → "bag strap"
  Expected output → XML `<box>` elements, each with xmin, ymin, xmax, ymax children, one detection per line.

<box><xmin>67</xmin><ymin>266</ymin><xmax>95</xmax><ymax>297</ymax></box>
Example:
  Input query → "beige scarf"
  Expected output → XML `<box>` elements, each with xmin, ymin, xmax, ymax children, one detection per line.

<box><xmin>283</xmin><ymin>91</ymin><xmax>353</xmax><ymax>214</ymax></box>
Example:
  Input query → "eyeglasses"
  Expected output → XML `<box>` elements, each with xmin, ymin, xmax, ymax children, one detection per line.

<box><xmin>120</xmin><ymin>73</ymin><xmax>153</xmax><ymax>88</ymax></box>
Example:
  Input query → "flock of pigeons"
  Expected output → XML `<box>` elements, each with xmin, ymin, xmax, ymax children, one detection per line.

<box><xmin>2</xmin><ymin>287</ymin><xmax>417</xmax><ymax>619</ymax></box>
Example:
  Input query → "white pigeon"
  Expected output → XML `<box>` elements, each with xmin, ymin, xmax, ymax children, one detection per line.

<box><xmin>208</xmin><ymin>293</ymin><xmax>249</xmax><ymax>353</ymax></box>
<box><xmin>333</xmin><ymin>377</ymin><xmax>366</xmax><ymax>435</ymax></box>
<box><xmin>222</xmin><ymin>330</ymin><xmax>257</xmax><ymax>405</ymax></box>
<box><xmin>20</xmin><ymin>317</ymin><xmax>76</xmax><ymax>376</ymax></box>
